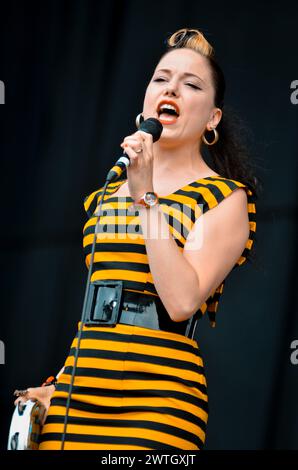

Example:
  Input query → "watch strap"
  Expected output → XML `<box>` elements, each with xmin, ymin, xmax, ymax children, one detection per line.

<box><xmin>130</xmin><ymin>191</ymin><xmax>159</xmax><ymax>209</ymax></box>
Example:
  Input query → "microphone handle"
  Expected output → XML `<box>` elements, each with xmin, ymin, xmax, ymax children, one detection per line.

<box><xmin>106</xmin><ymin>153</ymin><xmax>130</xmax><ymax>183</ymax></box>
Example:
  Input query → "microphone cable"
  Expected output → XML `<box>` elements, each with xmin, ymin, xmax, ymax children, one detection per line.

<box><xmin>60</xmin><ymin>179</ymin><xmax>110</xmax><ymax>450</ymax></box>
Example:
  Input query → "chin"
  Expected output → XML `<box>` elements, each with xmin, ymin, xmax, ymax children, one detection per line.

<box><xmin>157</xmin><ymin>137</ymin><xmax>180</xmax><ymax>148</ymax></box>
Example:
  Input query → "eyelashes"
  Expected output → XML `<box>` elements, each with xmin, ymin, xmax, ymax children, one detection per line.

<box><xmin>153</xmin><ymin>78</ymin><xmax>201</xmax><ymax>90</ymax></box>
<box><xmin>187</xmin><ymin>83</ymin><xmax>201</xmax><ymax>90</ymax></box>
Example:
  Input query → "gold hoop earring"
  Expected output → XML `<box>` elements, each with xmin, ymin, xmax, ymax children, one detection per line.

<box><xmin>135</xmin><ymin>113</ymin><xmax>144</xmax><ymax>129</ymax></box>
<box><xmin>202</xmin><ymin>127</ymin><xmax>219</xmax><ymax>146</ymax></box>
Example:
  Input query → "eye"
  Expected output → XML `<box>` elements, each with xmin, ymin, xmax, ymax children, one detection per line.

<box><xmin>153</xmin><ymin>78</ymin><xmax>167</xmax><ymax>82</ymax></box>
<box><xmin>186</xmin><ymin>83</ymin><xmax>201</xmax><ymax>90</ymax></box>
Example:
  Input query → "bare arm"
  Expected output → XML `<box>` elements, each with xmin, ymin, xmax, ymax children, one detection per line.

<box><xmin>138</xmin><ymin>187</ymin><xmax>249</xmax><ymax>322</ymax></box>
<box><xmin>120</xmin><ymin>130</ymin><xmax>250</xmax><ymax>323</ymax></box>
<box><xmin>137</xmin><ymin>204</ymin><xmax>202</xmax><ymax>321</ymax></box>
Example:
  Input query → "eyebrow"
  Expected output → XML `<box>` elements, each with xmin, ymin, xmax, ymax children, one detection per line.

<box><xmin>154</xmin><ymin>68</ymin><xmax>206</xmax><ymax>84</ymax></box>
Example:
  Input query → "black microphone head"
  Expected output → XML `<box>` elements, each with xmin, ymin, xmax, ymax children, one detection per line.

<box><xmin>139</xmin><ymin>118</ymin><xmax>163</xmax><ymax>142</ymax></box>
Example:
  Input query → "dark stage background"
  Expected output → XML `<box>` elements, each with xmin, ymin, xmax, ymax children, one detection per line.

<box><xmin>0</xmin><ymin>0</ymin><xmax>297</xmax><ymax>451</ymax></box>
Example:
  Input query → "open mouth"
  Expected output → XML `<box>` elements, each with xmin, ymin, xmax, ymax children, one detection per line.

<box><xmin>157</xmin><ymin>101</ymin><xmax>180</xmax><ymax>124</ymax></box>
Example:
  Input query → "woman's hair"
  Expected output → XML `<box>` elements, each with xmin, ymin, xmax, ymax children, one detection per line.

<box><xmin>162</xmin><ymin>28</ymin><xmax>262</xmax><ymax>265</ymax></box>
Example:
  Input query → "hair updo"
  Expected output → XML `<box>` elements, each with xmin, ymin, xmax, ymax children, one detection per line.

<box><xmin>161</xmin><ymin>28</ymin><xmax>262</xmax><ymax>265</ymax></box>
<box><xmin>167</xmin><ymin>28</ymin><xmax>215</xmax><ymax>56</ymax></box>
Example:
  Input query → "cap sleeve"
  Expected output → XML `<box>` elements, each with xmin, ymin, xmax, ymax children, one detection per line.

<box><xmin>234</xmin><ymin>185</ymin><xmax>257</xmax><ymax>269</ymax></box>
<box><xmin>83</xmin><ymin>179</ymin><xmax>127</xmax><ymax>218</ymax></box>
<box><xmin>206</xmin><ymin>281</ymin><xmax>225</xmax><ymax>328</ymax></box>
<box><xmin>83</xmin><ymin>186</ymin><xmax>104</xmax><ymax>219</ymax></box>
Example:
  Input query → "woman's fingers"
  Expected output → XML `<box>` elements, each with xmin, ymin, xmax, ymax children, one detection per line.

<box><xmin>13</xmin><ymin>394</ymin><xmax>50</xmax><ymax>426</ymax></box>
<box><xmin>13</xmin><ymin>385</ymin><xmax>56</xmax><ymax>408</ymax></box>
<box><xmin>120</xmin><ymin>131</ymin><xmax>148</xmax><ymax>151</ymax></box>
<box><xmin>13</xmin><ymin>388</ymin><xmax>30</xmax><ymax>406</ymax></box>
<box><xmin>122</xmin><ymin>136</ymin><xmax>140</xmax><ymax>144</ymax></box>
<box><xmin>120</xmin><ymin>132</ymin><xmax>153</xmax><ymax>159</ymax></box>
<box><xmin>123</xmin><ymin>132</ymin><xmax>153</xmax><ymax>156</ymax></box>
<box><xmin>120</xmin><ymin>132</ymin><xmax>153</xmax><ymax>164</ymax></box>
<box><xmin>120</xmin><ymin>140</ymin><xmax>143</xmax><ymax>155</ymax></box>
<box><xmin>14</xmin><ymin>396</ymin><xmax>29</xmax><ymax>407</ymax></box>
<box><xmin>138</xmin><ymin>132</ymin><xmax>153</xmax><ymax>160</ymax></box>
<box><xmin>121</xmin><ymin>145</ymin><xmax>140</xmax><ymax>165</ymax></box>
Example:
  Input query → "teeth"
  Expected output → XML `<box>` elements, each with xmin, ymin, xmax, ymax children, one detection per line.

<box><xmin>161</xmin><ymin>104</ymin><xmax>176</xmax><ymax>111</ymax></box>
<box><xmin>158</xmin><ymin>103</ymin><xmax>179</xmax><ymax>116</ymax></box>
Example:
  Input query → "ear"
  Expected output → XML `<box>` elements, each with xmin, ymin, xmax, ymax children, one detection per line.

<box><xmin>207</xmin><ymin>107</ymin><xmax>222</xmax><ymax>130</ymax></box>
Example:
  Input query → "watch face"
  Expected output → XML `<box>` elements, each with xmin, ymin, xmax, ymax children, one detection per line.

<box><xmin>144</xmin><ymin>192</ymin><xmax>158</xmax><ymax>206</ymax></box>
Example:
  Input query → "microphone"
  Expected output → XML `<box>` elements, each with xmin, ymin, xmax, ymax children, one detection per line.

<box><xmin>105</xmin><ymin>117</ymin><xmax>163</xmax><ymax>183</ymax></box>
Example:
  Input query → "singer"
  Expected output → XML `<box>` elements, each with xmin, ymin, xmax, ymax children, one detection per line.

<box><xmin>15</xmin><ymin>28</ymin><xmax>258</xmax><ymax>450</ymax></box>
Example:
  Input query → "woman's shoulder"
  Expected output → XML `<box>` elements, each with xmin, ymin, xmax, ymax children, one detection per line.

<box><xmin>205</xmin><ymin>174</ymin><xmax>251</xmax><ymax>191</ymax></box>
<box><xmin>186</xmin><ymin>174</ymin><xmax>254</xmax><ymax>210</ymax></box>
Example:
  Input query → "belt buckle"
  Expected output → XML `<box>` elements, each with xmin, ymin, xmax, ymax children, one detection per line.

<box><xmin>84</xmin><ymin>280</ymin><xmax>123</xmax><ymax>327</ymax></box>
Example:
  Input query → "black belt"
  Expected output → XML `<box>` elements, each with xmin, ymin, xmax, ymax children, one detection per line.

<box><xmin>83</xmin><ymin>280</ymin><xmax>198</xmax><ymax>339</ymax></box>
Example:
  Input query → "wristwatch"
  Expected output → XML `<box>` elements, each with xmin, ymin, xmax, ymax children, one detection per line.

<box><xmin>132</xmin><ymin>191</ymin><xmax>159</xmax><ymax>209</ymax></box>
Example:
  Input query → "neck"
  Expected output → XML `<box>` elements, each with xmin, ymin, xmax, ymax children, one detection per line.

<box><xmin>152</xmin><ymin>141</ymin><xmax>210</xmax><ymax>179</ymax></box>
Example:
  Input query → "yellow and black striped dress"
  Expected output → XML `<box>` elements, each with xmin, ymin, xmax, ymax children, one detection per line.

<box><xmin>39</xmin><ymin>175</ymin><xmax>257</xmax><ymax>450</ymax></box>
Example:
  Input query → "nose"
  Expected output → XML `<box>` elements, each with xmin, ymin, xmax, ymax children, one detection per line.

<box><xmin>164</xmin><ymin>80</ymin><xmax>179</xmax><ymax>97</ymax></box>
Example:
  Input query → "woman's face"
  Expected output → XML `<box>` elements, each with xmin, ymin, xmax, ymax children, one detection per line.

<box><xmin>143</xmin><ymin>48</ymin><xmax>222</xmax><ymax>147</ymax></box>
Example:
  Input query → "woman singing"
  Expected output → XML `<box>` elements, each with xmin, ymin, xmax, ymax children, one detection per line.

<box><xmin>14</xmin><ymin>27</ymin><xmax>258</xmax><ymax>450</ymax></box>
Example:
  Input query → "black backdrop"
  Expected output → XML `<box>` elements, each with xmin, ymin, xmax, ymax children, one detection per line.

<box><xmin>0</xmin><ymin>0</ymin><xmax>298</xmax><ymax>451</ymax></box>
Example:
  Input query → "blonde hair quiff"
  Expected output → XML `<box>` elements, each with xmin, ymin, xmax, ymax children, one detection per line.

<box><xmin>166</xmin><ymin>28</ymin><xmax>214</xmax><ymax>58</ymax></box>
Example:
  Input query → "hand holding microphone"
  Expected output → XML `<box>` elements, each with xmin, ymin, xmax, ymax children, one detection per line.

<box><xmin>105</xmin><ymin>118</ymin><xmax>163</xmax><ymax>185</ymax></box>
<box><xmin>120</xmin><ymin>129</ymin><xmax>157</xmax><ymax>203</ymax></box>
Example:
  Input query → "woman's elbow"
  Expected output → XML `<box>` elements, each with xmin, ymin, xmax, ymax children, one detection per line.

<box><xmin>167</xmin><ymin>301</ymin><xmax>199</xmax><ymax>323</ymax></box>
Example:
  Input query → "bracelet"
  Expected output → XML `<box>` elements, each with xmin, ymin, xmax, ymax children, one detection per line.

<box><xmin>41</xmin><ymin>375</ymin><xmax>57</xmax><ymax>388</ymax></box>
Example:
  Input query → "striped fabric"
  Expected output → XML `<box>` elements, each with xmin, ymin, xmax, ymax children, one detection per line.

<box><xmin>39</xmin><ymin>324</ymin><xmax>208</xmax><ymax>450</ymax></box>
<box><xmin>39</xmin><ymin>174</ymin><xmax>256</xmax><ymax>450</ymax></box>
<box><xmin>82</xmin><ymin>174</ymin><xmax>256</xmax><ymax>328</ymax></box>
